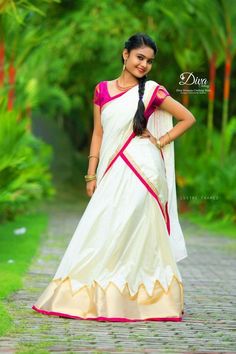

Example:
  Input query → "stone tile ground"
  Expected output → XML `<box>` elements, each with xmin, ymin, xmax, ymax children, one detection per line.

<box><xmin>0</xmin><ymin>200</ymin><xmax>236</xmax><ymax>354</ymax></box>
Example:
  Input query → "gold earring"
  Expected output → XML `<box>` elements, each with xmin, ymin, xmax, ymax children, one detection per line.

<box><xmin>123</xmin><ymin>59</ymin><xmax>127</xmax><ymax>71</ymax></box>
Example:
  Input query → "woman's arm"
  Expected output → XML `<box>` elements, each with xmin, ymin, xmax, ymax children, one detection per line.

<box><xmin>87</xmin><ymin>104</ymin><xmax>103</xmax><ymax>175</ymax></box>
<box><xmin>158</xmin><ymin>96</ymin><xmax>196</xmax><ymax>145</ymax></box>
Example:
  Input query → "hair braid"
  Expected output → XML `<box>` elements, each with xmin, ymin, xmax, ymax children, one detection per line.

<box><xmin>133</xmin><ymin>76</ymin><xmax>147</xmax><ymax>135</ymax></box>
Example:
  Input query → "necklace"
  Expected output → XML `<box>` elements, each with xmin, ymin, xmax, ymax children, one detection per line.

<box><xmin>115</xmin><ymin>79</ymin><xmax>138</xmax><ymax>91</ymax></box>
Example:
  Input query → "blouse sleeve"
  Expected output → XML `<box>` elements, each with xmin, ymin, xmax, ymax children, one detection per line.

<box><xmin>93</xmin><ymin>83</ymin><xmax>101</xmax><ymax>106</ymax></box>
<box><xmin>153</xmin><ymin>85</ymin><xmax>170</xmax><ymax>107</ymax></box>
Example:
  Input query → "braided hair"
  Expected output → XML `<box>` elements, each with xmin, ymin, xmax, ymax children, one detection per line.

<box><xmin>123</xmin><ymin>33</ymin><xmax>157</xmax><ymax>135</ymax></box>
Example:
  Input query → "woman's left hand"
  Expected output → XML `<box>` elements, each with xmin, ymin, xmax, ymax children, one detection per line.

<box><xmin>140</xmin><ymin>129</ymin><xmax>168</xmax><ymax>148</ymax></box>
<box><xmin>140</xmin><ymin>129</ymin><xmax>158</xmax><ymax>146</ymax></box>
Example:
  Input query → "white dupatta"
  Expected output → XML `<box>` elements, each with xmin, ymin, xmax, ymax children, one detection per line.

<box><xmin>147</xmin><ymin>108</ymin><xmax>187</xmax><ymax>263</ymax></box>
<box><xmin>97</xmin><ymin>80</ymin><xmax>187</xmax><ymax>263</ymax></box>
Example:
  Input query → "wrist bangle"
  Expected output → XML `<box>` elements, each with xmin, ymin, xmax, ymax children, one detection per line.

<box><xmin>166</xmin><ymin>131</ymin><xmax>172</xmax><ymax>144</ymax></box>
<box><xmin>88</xmin><ymin>155</ymin><xmax>99</xmax><ymax>160</ymax></box>
<box><xmin>84</xmin><ymin>174</ymin><xmax>97</xmax><ymax>182</ymax></box>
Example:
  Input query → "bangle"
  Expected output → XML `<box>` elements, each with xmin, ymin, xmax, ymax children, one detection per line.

<box><xmin>85</xmin><ymin>178</ymin><xmax>96</xmax><ymax>183</ymax></box>
<box><xmin>166</xmin><ymin>131</ymin><xmax>172</xmax><ymax>144</ymax></box>
<box><xmin>156</xmin><ymin>132</ymin><xmax>171</xmax><ymax>150</ymax></box>
<box><xmin>88</xmin><ymin>155</ymin><xmax>99</xmax><ymax>160</ymax></box>
<box><xmin>84</xmin><ymin>174</ymin><xmax>97</xmax><ymax>182</ymax></box>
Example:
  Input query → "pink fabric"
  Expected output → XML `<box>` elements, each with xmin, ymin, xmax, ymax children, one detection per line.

<box><xmin>93</xmin><ymin>81</ymin><xmax>127</xmax><ymax>108</ymax></box>
<box><xmin>32</xmin><ymin>305</ymin><xmax>182</xmax><ymax>322</ymax></box>
<box><xmin>144</xmin><ymin>85</ymin><xmax>170</xmax><ymax>118</ymax></box>
<box><xmin>93</xmin><ymin>81</ymin><xmax>170</xmax><ymax>118</ymax></box>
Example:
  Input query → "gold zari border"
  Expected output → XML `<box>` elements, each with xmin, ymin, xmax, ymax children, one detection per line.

<box><xmin>33</xmin><ymin>275</ymin><xmax>184</xmax><ymax>320</ymax></box>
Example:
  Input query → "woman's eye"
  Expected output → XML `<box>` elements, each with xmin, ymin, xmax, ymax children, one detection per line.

<box><xmin>137</xmin><ymin>56</ymin><xmax>153</xmax><ymax>64</ymax></box>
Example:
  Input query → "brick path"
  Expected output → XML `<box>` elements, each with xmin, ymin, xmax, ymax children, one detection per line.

<box><xmin>0</xmin><ymin>199</ymin><xmax>236</xmax><ymax>354</ymax></box>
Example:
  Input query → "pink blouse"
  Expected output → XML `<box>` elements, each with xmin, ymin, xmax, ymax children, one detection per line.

<box><xmin>93</xmin><ymin>81</ymin><xmax>170</xmax><ymax>119</ymax></box>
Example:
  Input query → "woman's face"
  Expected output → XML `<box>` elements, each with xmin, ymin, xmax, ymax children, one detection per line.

<box><xmin>123</xmin><ymin>46</ymin><xmax>155</xmax><ymax>78</ymax></box>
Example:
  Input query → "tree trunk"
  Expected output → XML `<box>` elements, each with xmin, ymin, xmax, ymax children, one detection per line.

<box><xmin>221</xmin><ymin>50</ymin><xmax>231</xmax><ymax>160</ymax></box>
<box><xmin>0</xmin><ymin>40</ymin><xmax>4</xmax><ymax>87</ymax></box>
<box><xmin>7</xmin><ymin>61</ymin><xmax>15</xmax><ymax>111</ymax></box>
<box><xmin>0</xmin><ymin>17</ymin><xmax>4</xmax><ymax>88</ymax></box>
<box><xmin>182</xmin><ymin>83</ymin><xmax>189</xmax><ymax>107</ymax></box>
<box><xmin>207</xmin><ymin>53</ymin><xmax>216</xmax><ymax>153</ymax></box>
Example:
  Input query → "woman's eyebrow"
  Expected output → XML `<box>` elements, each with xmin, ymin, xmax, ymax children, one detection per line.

<box><xmin>137</xmin><ymin>53</ymin><xmax>155</xmax><ymax>60</ymax></box>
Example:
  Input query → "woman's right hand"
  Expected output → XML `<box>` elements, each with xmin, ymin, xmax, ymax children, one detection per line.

<box><xmin>86</xmin><ymin>179</ymin><xmax>97</xmax><ymax>197</ymax></box>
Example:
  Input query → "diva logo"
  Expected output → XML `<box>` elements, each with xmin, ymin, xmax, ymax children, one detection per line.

<box><xmin>179</xmin><ymin>72</ymin><xmax>208</xmax><ymax>86</ymax></box>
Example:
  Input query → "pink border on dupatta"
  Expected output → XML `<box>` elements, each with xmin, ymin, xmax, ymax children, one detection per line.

<box><xmin>103</xmin><ymin>131</ymin><xmax>136</xmax><ymax>175</ymax></box>
<box><xmin>102</xmin><ymin>147</ymin><xmax>170</xmax><ymax>235</ymax></box>
<box><xmin>32</xmin><ymin>305</ymin><xmax>182</xmax><ymax>322</ymax></box>
<box><xmin>120</xmin><ymin>152</ymin><xmax>170</xmax><ymax>235</ymax></box>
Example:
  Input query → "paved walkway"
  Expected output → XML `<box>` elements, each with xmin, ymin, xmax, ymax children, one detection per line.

<box><xmin>0</xmin><ymin>198</ymin><xmax>236</xmax><ymax>354</ymax></box>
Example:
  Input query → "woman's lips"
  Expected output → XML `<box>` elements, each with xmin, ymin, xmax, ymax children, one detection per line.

<box><xmin>137</xmin><ymin>67</ymin><xmax>145</xmax><ymax>73</ymax></box>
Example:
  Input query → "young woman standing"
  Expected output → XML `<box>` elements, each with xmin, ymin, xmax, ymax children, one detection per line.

<box><xmin>32</xmin><ymin>33</ymin><xmax>196</xmax><ymax>322</ymax></box>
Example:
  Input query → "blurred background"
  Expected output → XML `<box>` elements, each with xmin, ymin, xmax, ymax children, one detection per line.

<box><xmin>0</xmin><ymin>0</ymin><xmax>235</xmax><ymax>228</ymax></box>
<box><xmin>0</xmin><ymin>0</ymin><xmax>236</xmax><ymax>340</ymax></box>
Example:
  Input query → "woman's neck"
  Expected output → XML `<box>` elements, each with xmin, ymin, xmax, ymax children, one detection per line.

<box><xmin>118</xmin><ymin>70</ymin><xmax>139</xmax><ymax>86</ymax></box>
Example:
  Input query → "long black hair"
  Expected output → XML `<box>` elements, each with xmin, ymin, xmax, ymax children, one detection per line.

<box><xmin>122</xmin><ymin>33</ymin><xmax>157</xmax><ymax>135</ymax></box>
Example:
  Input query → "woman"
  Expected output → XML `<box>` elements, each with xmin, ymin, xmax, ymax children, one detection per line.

<box><xmin>32</xmin><ymin>33</ymin><xmax>196</xmax><ymax>322</ymax></box>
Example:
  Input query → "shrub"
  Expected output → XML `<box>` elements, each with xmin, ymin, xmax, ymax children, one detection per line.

<box><xmin>0</xmin><ymin>107</ymin><xmax>55</xmax><ymax>222</ymax></box>
<box><xmin>176</xmin><ymin>118</ymin><xmax>236</xmax><ymax>222</ymax></box>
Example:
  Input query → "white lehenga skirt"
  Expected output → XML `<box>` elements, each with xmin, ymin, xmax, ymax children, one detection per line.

<box><xmin>32</xmin><ymin>134</ymin><xmax>184</xmax><ymax>322</ymax></box>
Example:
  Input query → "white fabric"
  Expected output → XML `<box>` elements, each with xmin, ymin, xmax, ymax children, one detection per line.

<box><xmin>52</xmin><ymin>80</ymin><xmax>186</xmax><ymax>297</ymax></box>
<box><xmin>147</xmin><ymin>108</ymin><xmax>187</xmax><ymax>262</ymax></box>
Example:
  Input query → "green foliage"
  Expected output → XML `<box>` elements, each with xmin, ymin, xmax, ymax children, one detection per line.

<box><xmin>224</xmin><ymin>116</ymin><xmax>236</xmax><ymax>156</ymax></box>
<box><xmin>0</xmin><ymin>212</ymin><xmax>48</xmax><ymax>336</ymax></box>
<box><xmin>0</xmin><ymin>0</ymin><xmax>60</xmax><ymax>22</ymax></box>
<box><xmin>176</xmin><ymin>117</ymin><xmax>236</xmax><ymax>222</ymax></box>
<box><xmin>1</xmin><ymin>0</ymin><xmax>235</xmax><ymax>223</ymax></box>
<box><xmin>0</xmin><ymin>105</ymin><xmax>55</xmax><ymax>221</ymax></box>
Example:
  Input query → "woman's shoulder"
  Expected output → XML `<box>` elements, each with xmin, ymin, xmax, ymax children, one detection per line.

<box><xmin>146</xmin><ymin>80</ymin><xmax>171</xmax><ymax>106</ymax></box>
<box><xmin>94</xmin><ymin>80</ymin><xmax>107</xmax><ymax>91</ymax></box>
<box><xmin>93</xmin><ymin>81</ymin><xmax>107</xmax><ymax>106</ymax></box>
<box><xmin>146</xmin><ymin>79</ymin><xmax>157</xmax><ymax>86</ymax></box>
<box><xmin>146</xmin><ymin>79</ymin><xmax>168</xmax><ymax>89</ymax></box>
<box><xmin>147</xmin><ymin>80</ymin><xmax>170</xmax><ymax>94</ymax></box>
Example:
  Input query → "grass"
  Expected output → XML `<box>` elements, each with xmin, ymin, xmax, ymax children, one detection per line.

<box><xmin>16</xmin><ymin>340</ymin><xmax>53</xmax><ymax>354</ymax></box>
<box><xmin>0</xmin><ymin>211</ymin><xmax>48</xmax><ymax>337</ymax></box>
<box><xmin>180</xmin><ymin>211</ymin><xmax>236</xmax><ymax>239</ymax></box>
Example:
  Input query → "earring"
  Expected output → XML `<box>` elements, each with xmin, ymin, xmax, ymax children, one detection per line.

<box><xmin>123</xmin><ymin>59</ymin><xmax>127</xmax><ymax>71</ymax></box>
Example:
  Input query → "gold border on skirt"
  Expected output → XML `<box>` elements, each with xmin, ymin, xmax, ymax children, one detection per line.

<box><xmin>33</xmin><ymin>275</ymin><xmax>184</xmax><ymax>320</ymax></box>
